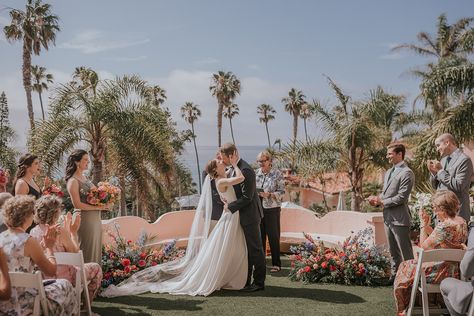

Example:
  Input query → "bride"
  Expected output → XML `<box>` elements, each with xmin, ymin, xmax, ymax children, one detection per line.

<box><xmin>101</xmin><ymin>154</ymin><xmax>248</xmax><ymax>297</ymax></box>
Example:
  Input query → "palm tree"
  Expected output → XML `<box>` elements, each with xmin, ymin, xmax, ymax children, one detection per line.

<box><xmin>282</xmin><ymin>88</ymin><xmax>306</xmax><ymax>145</ymax></box>
<box><xmin>180</xmin><ymin>102</ymin><xmax>202</xmax><ymax>193</ymax></box>
<box><xmin>149</xmin><ymin>85</ymin><xmax>167</xmax><ymax>106</ymax></box>
<box><xmin>209</xmin><ymin>71</ymin><xmax>241</xmax><ymax>147</ymax></box>
<box><xmin>309</xmin><ymin>77</ymin><xmax>406</xmax><ymax>212</ymax></box>
<box><xmin>223</xmin><ymin>103</ymin><xmax>239</xmax><ymax>145</ymax></box>
<box><xmin>72</xmin><ymin>66</ymin><xmax>99</xmax><ymax>96</ymax></box>
<box><xmin>4</xmin><ymin>0</ymin><xmax>60</xmax><ymax>130</ymax></box>
<box><xmin>393</xmin><ymin>14</ymin><xmax>474</xmax><ymax>118</ymax></box>
<box><xmin>31</xmin><ymin>75</ymin><xmax>180</xmax><ymax>220</ymax></box>
<box><xmin>31</xmin><ymin>65</ymin><xmax>53</xmax><ymax>120</ymax></box>
<box><xmin>299</xmin><ymin>103</ymin><xmax>313</xmax><ymax>142</ymax></box>
<box><xmin>257</xmin><ymin>104</ymin><xmax>276</xmax><ymax>148</ymax></box>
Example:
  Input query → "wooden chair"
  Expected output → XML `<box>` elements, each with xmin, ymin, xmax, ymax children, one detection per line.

<box><xmin>9</xmin><ymin>270</ymin><xmax>49</xmax><ymax>316</ymax></box>
<box><xmin>54</xmin><ymin>251</ymin><xmax>91</xmax><ymax>316</ymax></box>
<box><xmin>407</xmin><ymin>248</ymin><xmax>466</xmax><ymax>316</ymax></box>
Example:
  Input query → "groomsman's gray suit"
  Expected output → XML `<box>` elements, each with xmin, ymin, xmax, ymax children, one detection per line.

<box><xmin>430</xmin><ymin>148</ymin><xmax>473</xmax><ymax>223</ymax></box>
<box><xmin>381</xmin><ymin>161</ymin><xmax>415</xmax><ymax>274</ymax></box>
<box><xmin>440</xmin><ymin>226</ymin><xmax>474</xmax><ymax>316</ymax></box>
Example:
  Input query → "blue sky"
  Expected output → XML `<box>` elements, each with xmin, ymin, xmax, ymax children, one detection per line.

<box><xmin>0</xmin><ymin>0</ymin><xmax>473</xmax><ymax>148</ymax></box>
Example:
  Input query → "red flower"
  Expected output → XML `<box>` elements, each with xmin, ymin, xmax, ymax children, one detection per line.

<box><xmin>304</xmin><ymin>266</ymin><xmax>311</xmax><ymax>273</ymax></box>
<box><xmin>104</xmin><ymin>272</ymin><xmax>111</xmax><ymax>280</ymax></box>
<box><xmin>121</xmin><ymin>258</ymin><xmax>131</xmax><ymax>266</ymax></box>
<box><xmin>321</xmin><ymin>261</ymin><xmax>328</xmax><ymax>269</ymax></box>
<box><xmin>140</xmin><ymin>252</ymin><xmax>147</xmax><ymax>259</ymax></box>
<box><xmin>127</xmin><ymin>240</ymin><xmax>132</xmax><ymax>244</ymax></box>
<box><xmin>151</xmin><ymin>261</ymin><xmax>158</xmax><ymax>266</ymax></box>
<box><xmin>124</xmin><ymin>266</ymin><xmax>131</xmax><ymax>273</ymax></box>
<box><xmin>329</xmin><ymin>265</ymin><xmax>336</xmax><ymax>271</ymax></box>
<box><xmin>138</xmin><ymin>260</ymin><xmax>146</xmax><ymax>267</ymax></box>
<box><xmin>130</xmin><ymin>265</ymin><xmax>137</xmax><ymax>271</ymax></box>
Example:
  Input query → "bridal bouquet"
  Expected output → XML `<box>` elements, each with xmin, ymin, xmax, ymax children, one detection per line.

<box><xmin>288</xmin><ymin>228</ymin><xmax>391</xmax><ymax>286</ymax></box>
<box><xmin>101</xmin><ymin>223</ymin><xmax>185</xmax><ymax>288</ymax></box>
<box><xmin>43</xmin><ymin>184</ymin><xmax>64</xmax><ymax>197</ymax></box>
<box><xmin>87</xmin><ymin>181</ymin><xmax>121</xmax><ymax>206</ymax></box>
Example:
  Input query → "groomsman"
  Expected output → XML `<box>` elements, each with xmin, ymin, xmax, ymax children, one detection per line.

<box><xmin>428</xmin><ymin>133</ymin><xmax>473</xmax><ymax>223</ymax></box>
<box><xmin>368</xmin><ymin>143</ymin><xmax>414</xmax><ymax>278</ymax></box>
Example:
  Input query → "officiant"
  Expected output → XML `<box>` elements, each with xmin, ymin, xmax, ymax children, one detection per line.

<box><xmin>255</xmin><ymin>151</ymin><xmax>285</xmax><ymax>273</ymax></box>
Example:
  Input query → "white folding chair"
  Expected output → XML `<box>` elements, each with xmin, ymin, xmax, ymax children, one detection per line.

<box><xmin>54</xmin><ymin>250</ymin><xmax>92</xmax><ymax>316</ymax></box>
<box><xmin>407</xmin><ymin>248</ymin><xmax>466</xmax><ymax>316</ymax></box>
<box><xmin>9</xmin><ymin>270</ymin><xmax>49</xmax><ymax>316</ymax></box>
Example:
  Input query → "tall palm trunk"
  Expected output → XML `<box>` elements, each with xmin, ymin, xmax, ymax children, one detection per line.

<box><xmin>217</xmin><ymin>100</ymin><xmax>224</xmax><ymax>147</ymax></box>
<box><xmin>38</xmin><ymin>91</ymin><xmax>45</xmax><ymax>120</ymax></box>
<box><xmin>229</xmin><ymin>117</ymin><xmax>235</xmax><ymax>145</ymax></box>
<box><xmin>119</xmin><ymin>174</ymin><xmax>127</xmax><ymax>216</ymax></box>
<box><xmin>292</xmin><ymin>113</ymin><xmax>298</xmax><ymax>145</ymax></box>
<box><xmin>191</xmin><ymin>123</ymin><xmax>202</xmax><ymax>193</ymax></box>
<box><xmin>265</xmin><ymin>121</ymin><xmax>271</xmax><ymax>148</ymax></box>
<box><xmin>303</xmin><ymin>118</ymin><xmax>308</xmax><ymax>142</ymax></box>
<box><xmin>22</xmin><ymin>43</ymin><xmax>35</xmax><ymax>130</ymax></box>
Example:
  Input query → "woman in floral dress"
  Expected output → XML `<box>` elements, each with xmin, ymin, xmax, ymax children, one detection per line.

<box><xmin>30</xmin><ymin>195</ymin><xmax>103</xmax><ymax>303</ymax></box>
<box><xmin>0</xmin><ymin>195</ymin><xmax>78</xmax><ymax>316</ymax></box>
<box><xmin>394</xmin><ymin>190</ymin><xmax>467</xmax><ymax>315</ymax></box>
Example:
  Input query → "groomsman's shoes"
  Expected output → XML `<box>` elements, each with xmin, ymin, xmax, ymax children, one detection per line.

<box><xmin>240</xmin><ymin>283</ymin><xmax>265</xmax><ymax>292</ymax></box>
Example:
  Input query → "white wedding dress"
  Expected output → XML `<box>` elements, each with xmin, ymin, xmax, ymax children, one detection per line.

<box><xmin>101</xmin><ymin>176</ymin><xmax>248</xmax><ymax>297</ymax></box>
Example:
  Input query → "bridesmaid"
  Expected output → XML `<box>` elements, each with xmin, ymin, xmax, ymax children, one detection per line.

<box><xmin>13</xmin><ymin>153</ymin><xmax>51</xmax><ymax>232</ymax></box>
<box><xmin>66</xmin><ymin>149</ymin><xmax>109</xmax><ymax>264</ymax></box>
<box><xmin>12</xmin><ymin>153</ymin><xmax>51</xmax><ymax>199</ymax></box>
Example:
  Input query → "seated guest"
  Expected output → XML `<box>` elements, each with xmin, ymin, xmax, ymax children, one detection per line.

<box><xmin>0</xmin><ymin>192</ymin><xmax>13</xmax><ymax>233</ymax></box>
<box><xmin>394</xmin><ymin>190</ymin><xmax>467</xmax><ymax>315</ymax></box>
<box><xmin>0</xmin><ymin>247</ymin><xmax>11</xmax><ymax>301</ymax></box>
<box><xmin>0</xmin><ymin>195</ymin><xmax>78</xmax><ymax>315</ymax></box>
<box><xmin>30</xmin><ymin>195</ymin><xmax>103</xmax><ymax>302</ymax></box>
<box><xmin>440</xmin><ymin>224</ymin><xmax>474</xmax><ymax>316</ymax></box>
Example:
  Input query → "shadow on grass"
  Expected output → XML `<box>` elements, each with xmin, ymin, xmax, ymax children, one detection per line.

<box><xmin>212</xmin><ymin>285</ymin><xmax>366</xmax><ymax>304</ymax></box>
<box><xmin>94</xmin><ymin>296</ymin><xmax>205</xmax><ymax>315</ymax></box>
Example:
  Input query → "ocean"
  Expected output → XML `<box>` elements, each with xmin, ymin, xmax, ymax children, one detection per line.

<box><xmin>179</xmin><ymin>145</ymin><xmax>267</xmax><ymax>185</ymax></box>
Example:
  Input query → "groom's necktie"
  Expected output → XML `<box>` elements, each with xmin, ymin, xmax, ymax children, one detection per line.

<box><xmin>444</xmin><ymin>156</ymin><xmax>452</xmax><ymax>170</ymax></box>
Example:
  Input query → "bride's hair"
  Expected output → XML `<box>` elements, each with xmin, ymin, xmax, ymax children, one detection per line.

<box><xmin>205</xmin><ymin>160</ymin><xmax>219</xmax><ymax>179</ymax></box>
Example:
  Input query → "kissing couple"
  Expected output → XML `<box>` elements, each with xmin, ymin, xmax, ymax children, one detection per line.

<box><xmin>102</xmin><ymin>143</ymin><xmax>266</xmax><ymax>297</ymax></box>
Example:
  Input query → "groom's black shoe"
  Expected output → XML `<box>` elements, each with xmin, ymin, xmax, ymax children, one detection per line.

<box><xmin>240</xmin><ymin>283</ymin><xmax>265</xmax><ymax>292</ymax></box>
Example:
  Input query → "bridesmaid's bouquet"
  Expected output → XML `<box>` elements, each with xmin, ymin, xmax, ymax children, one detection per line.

<box><xmin>43</xmin><ymin>184</ymin><xmax>64</xmax><ymax>197</ymax></box>
<box><xmin>87</xmin><ymin>181</ymin><xmax>121</xmax><ymax>206</ymax></box>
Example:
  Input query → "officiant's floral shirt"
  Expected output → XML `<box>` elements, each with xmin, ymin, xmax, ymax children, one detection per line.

<box><xmin>256</xmin><ymin>168</ymin><xmax>285</xmax><ymax>209</ymax></box>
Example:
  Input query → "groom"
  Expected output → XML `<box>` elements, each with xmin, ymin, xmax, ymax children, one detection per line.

<box><xmin>220</xmin><ymin>143</ymin><xmax>266</xmax><ymax>292</ymax></box>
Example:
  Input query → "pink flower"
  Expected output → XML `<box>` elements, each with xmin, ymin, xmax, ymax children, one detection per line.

<box><xmin>124</xmin><ymin>266</ymin><xmax>131</xmax><ymax>273</ymax></box>
<box><xmin>321</xmin><ymin>262</ymin><xmax>328</xmax><ymax>269</ymax></box>
<box><xmin>121</xmin><ymin>258</ymin><xmax>131</xmax><ymax>266</ymax></box>
<box><xmin>313</xmin><ymin>263</ymin><xmax>319</xmax><ymax>269</ymax></box>
<box><xmin>138</xmin><ymin>260</ymin><xmax>146</xmax><ymax>267</ymax></box>
<box><xmin>140</xmin><ymin>252</ymin><xmax>147</xmax><ymax>259</ymax></box>
<box><xmin>151</xmin><ymin>261</ymin><xmax>158</xmax><ymax>266</ymax></box>
<box><xmin>304</xmin><ymin>266</ymin><xmax>311</xmax><ymax>273</ymax></box>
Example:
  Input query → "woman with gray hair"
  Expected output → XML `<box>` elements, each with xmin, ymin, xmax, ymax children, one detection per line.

<box><xmin>30</xmin><ymin>195</ymin><xmax>103</xmax><ymax>302</ymax></box>
<box><xmin>255</xmin><ymin>150</ymin><xmax>285</xmax><ymax>272</ymax></box>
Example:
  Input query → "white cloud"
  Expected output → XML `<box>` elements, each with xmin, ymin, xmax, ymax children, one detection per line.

<box><xmin>58</xmin><ymin>30</ymin><xmax>150</xmax><ymax>54</ymax></box>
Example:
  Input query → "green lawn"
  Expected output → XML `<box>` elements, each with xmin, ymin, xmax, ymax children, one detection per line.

<box><xmin>92</xmin><ymin>258</ymin><xmax>395</xmax><ymax>315</ymax></box>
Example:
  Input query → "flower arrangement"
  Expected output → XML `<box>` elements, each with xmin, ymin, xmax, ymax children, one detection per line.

<box><xmin>87</xmin><ymin>181</ymin><xmax>121</xmax><ymax>206</ymax></box>
<box><xmin>288</xmin><ymin>227</ymin><xmax>391</xmax><ymax>286</ymax></box>
<box><xmin>101</xmin><ymin>223</ymin><xmax>185</xmax><ymax>288</ymax></box>
<box><xmin>409</xmin><ymin>192</ymin><xmax>436</xmax><ymax>232</ymax></box>
<box><xmin>43</xmin><ymin>184</ymin><xmax>64</xmax><ymax>197</ymax></box>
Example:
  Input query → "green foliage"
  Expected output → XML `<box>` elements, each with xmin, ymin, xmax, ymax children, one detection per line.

<box><xmin>0</xmin><ymin>92</ymin><xmax>17</xmax><ymax>177</ymax></box>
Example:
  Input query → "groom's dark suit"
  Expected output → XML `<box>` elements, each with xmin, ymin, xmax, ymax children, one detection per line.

<box><xmin>228</xmin><ymin>159</ymin><xmax>266</xmax><ymax>287</ymax></box>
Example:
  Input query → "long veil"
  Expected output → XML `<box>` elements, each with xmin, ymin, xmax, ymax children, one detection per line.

<box><xmin>101</xmin><ymin>176</ymin><xmax>214</xmax><ymax>297</ymax></box>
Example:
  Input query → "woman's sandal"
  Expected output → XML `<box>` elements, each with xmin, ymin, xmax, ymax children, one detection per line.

<box><xmin>270</xmin><ymin>266</ymin><xmax>281</xmax><ymax>273</ymax></box>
